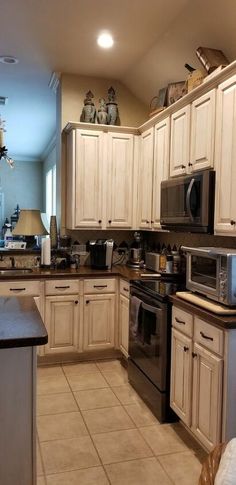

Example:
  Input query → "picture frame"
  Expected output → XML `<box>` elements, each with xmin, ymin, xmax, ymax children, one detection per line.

<box><xmin>166</xmin><ymin>81</ymin><xmax>187</xmax><ymax>106</ymax></box>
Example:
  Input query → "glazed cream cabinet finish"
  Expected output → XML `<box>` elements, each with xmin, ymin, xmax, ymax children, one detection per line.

<box><xmin>137</xmin><ymin>128</ymin><xmax>154</xmax><ymax>229</ymax></box>
<box><xmin>44</xmin><ymin>296</ymin><xmax>79</xmax><ymax>355</ymax></box>
<box><xmin>106</xmin><ymin>132</ymin><xmax>134</xmax><ymax>228</ymax></box>
<box><xmin>83</xmin><ymin>294</ymin><xmax>115</xmax><ymax>351</ymax></box>
<box><xmin>67</xmin><ymin>129</ymin><xmax>104</xmax><ymax>229</ymax></box>
<box><xmin>190</xmin><ymin>89</ymin><xmax>215</xmax><ymax>172</ymax></box>
<box><xmin>119</xmin><ymin>279</ymin><xmax>130</xmax><ymax>358</ymax></box>
<box><xmin>214</xmin><ymin>75</ymin><xmax>236</xmax><ymax>235</ymax></box>
<box><xmin>152</xmin><ymin>118</ymin><xmax>170</xmax><ymax>228</ymax></box>
<box><xmin>170</xmin><ymin>328</ymin><xmax>192</xmax><ymax>426</ymax></box>
<box><xmin>170</xmin><ymin>105</ymin><xmax>190</xmax><ymax>177</ymax></box>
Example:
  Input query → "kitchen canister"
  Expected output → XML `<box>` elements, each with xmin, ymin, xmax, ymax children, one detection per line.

<box><xmin>50</xmin><ymin>215</ymin><xmax>58</xmax><ymax>249</ymax></box>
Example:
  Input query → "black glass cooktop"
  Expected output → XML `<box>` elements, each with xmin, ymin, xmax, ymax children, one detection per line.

<box><xmin>132</xmin><ymin>278</ymin><xmax>185</xmax><ymax>301</ymax></box>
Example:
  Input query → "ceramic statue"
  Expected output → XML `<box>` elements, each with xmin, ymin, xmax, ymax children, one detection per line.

<box><xmin>97</xmin><ymin>98</ymin><xmax>108</xmax><ymax>124</ymax></box>
<box><xmin>80</xmin><ymin>90</ymin><xmax>96</xmax><ymax>123</ymax></box>
<box><xmin>107</xmin><ymin>86</ymin><xmax>120</xmax><ymax>125</ymax></box>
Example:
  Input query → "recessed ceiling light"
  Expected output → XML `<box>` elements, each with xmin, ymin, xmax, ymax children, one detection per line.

<box><xmin>0</xmin><ymin>56</ymin><xmax>19</xmax><ymax>65</ymax></box>
<box><xmin>97</xmin><ymin>33</ymin><xmax>114</xmax><ymax>49</ymax></box>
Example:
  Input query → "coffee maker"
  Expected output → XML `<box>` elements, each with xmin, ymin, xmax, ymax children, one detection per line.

<box><xmin>89</xmin><ymin>239</ymin><xmax>114</xmax><ymax>270</ymax></box>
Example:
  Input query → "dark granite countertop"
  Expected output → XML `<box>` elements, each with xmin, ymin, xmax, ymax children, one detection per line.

<box><xmin>170</xmin><ymin>295</ymin><xmax>236</xmax><ymax>330</ymax></box>
<box><xmin>0</xmin><ymin>297</ymin><xmax>48</xmax><ymax>349</ymax></box>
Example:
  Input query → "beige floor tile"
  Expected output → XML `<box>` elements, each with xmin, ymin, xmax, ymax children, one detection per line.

<box><xmin>46</xmin><ymin>466</ymin><xmax>109</xmax><ymax>485</ymax></box>
<box><xmin>37</xmin><ymin>442</ymin><xmax>44</xmax><ymax>476</ymax></box>
<box><xmin>105</xmin><ymin>457</ymin><xmax>172</xmax><ymax>485</ymax></box>
<box><xmin>41</xmin><ymin>436</ymin><xmax>100</xmax><ymax>474</ymax></box>
<box><xmin>93</xmin><ymin>429</ymin><xmax>153</xmax><ymax>464</ymax></box>
<box><xmin>37</xmin><ymin>412</ymin><xmax>88</xmax><ymax>441</ymax></box>
<box><xmin>37</xmin><ymin>374</ymin><xmax>70</xmax><ymax>395</ymax></box>
<box><xmin>111</xmin><ymin>384</ymin><xmax>142</xmax><ymax>405</ymax></box>
<box><xmin>82</xmin><ymin>405</ymin><xmax>135</xmax><ymax>434</ymax></box>
<box><xmin>101</xmin><ymin>370</ymin><xmax>128</xmax><ymax>387</ymax></box>
<box><xmin>37</xmin><ymin>365</ymin><xmax>63</xmax><ymax>377</ymax></box>
<box><xmin>37</xmin><ymin>393</ymin><xmax>78</xmax><ymax>415</ymax></box>
<box><xmin>62</xmin><ymin>362</ymin><xmax>99</xmax><ymax>375</ymax></box>
<box><xmin>37</xmin><ymin>477</ymin><xmax>46</xmax><ymax>485</ymax></box>
<box><xmin>139</xmin><ymin>423</ymin><xmax>200</xmax><ymax>456</ymax></box>
<box><xmin>96</xmin><ymin>359</ymin><xmax>123</xmax><ymax>371</ymax></box>
<box><xmin>158</xmin><ymin>450</ymin><xmax>203</xmax><ymax>484</ymax></box>
<box><xmin>67</xmin><ymin>372</ymin><xmax>109</xmax><ymax>391</ymax></box>
<box><xmin>124</xmin><ymin>402</ymin><xmax>158</xmax><ymax>427</ymax></box>
<box><xmin>74</xmin><ymin>387</ymin><xmax>120</xmax><ymax>410</ymax></box>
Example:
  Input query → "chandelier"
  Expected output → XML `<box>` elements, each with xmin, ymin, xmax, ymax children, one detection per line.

<box><xmin>0</xmin><ymin>117</ymin><xmax>14</xmax><ymax>168</ymax></box>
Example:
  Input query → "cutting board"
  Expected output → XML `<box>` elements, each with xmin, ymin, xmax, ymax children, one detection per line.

<box><xmin>176</xmin><ymin>292</ymin><xmax>236</xmax><ymax>315</ymax></box>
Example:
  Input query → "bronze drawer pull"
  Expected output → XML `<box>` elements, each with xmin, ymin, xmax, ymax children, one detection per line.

<box><xmin>10</xmin><ymin>288</ymin><xmax>26</xmax><ymax>291</ymax></box>
<box><xmin>123</xmin><ymin>287</ymin><xmax>129</xmax><ymax>292</ymax></box>
<box><xmin>200</xmin><ymin>331</ymin><xmax>213</xmax><ymax>341</ymax></box>
<box><xmin>75</xmin><ymin>300</ymin><xmax>79</xmax><ymax>305</ymax></box>
<box><xmin>175</xmin><ymin>317</ymin><xmax>186</xmax><ymax>325</ymax></box>
<box><xmin>94</xmin><ymin>285</ymin><xmax>108</xmax><ymax>289</ymax></box>
<box><xmin>86</xmin><ymin>300</ymin><xmax>90</xmax><ymax>304</ymax></box>
<box><xmin>55</xmin><ymin>286</ymin><xmax>70</xmax><ymax>289</ymax></box>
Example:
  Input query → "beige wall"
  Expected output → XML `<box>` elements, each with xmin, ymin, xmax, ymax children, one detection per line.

<box><xmin>60</xmin><ymin>73</ymin><xmax>148</xmax><ymax>130</ymax></box>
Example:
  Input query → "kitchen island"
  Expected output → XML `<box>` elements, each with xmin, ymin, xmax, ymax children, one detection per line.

<box><xmin>0</xmin><ymin>297</ymin><xmax>48</xmax><ymax>485</ymax></box>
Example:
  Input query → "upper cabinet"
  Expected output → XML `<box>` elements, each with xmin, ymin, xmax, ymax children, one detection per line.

<box><xmin>152</xmin><ymin>118</ymin><xmax>170</xmax><ymax>228</ymax></box>
<box><xmin>170</xmin><ymin>105</ymin><xmax>190</xmax><ymax>177</ymax></box>
<box><xmin>214</xmin><ymin>75</ymin><xmax>236</xmax><ymax>235</ymax></box>
<box><xmin>137</xmin><ymin>128</ymin><xmax>154</xmax><ymax>229</ymax></box>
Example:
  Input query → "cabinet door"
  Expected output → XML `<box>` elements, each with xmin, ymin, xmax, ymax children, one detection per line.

<box><xmin>44</xmin><ymin>296</ymin><xmax>79</xmax><ymax>354</ymax></box>
<box><xmin>137</xmin><ymin>128</ymin><xmax>154</xmax><ymax>229</ymax></box>
<box><xmin>190</xmin><ymin>90</ymin><xmax>216</xmax><ymax>172</ymax></box>
<box><xmin>192</xmin><ymin>343</ymin><xmax>223</xmax><ymax>450</ymax></box>
<box><xmin>74</xmin><ymin>129</ymin><xmax>104</xmax><ymax>228</ymax></box>
<box><xmin>170</xmin><ymin>328</ymin><xmax>192</xmax><ymax>426</ymax></box>
<box><xmin>106</xmin><ymin>132</ymin><xmax>134</xmax><ymax>228</ymax></box>
<box><xmin>170</xmin><ymin>105</ymin><xmax>190</xmax><ymax>177</ymax></box>
<box><xmin>152</xmin><ymin>117</ymin><xmax>170</xmax><ymax>228</ymax></box>
<box><xmin>214</xmin><ymin>75</ymin><xmax>236</xmax><ymax>235</ymax></box>
<box><xmin>119</xmin><ymin>294</ymin><xmax>129</xmax><ymax>357</ymax></box>
<box><xmin>83</xmin><ymin>294</ymin><xmax>115</xmax><ymax>351</ymax></box>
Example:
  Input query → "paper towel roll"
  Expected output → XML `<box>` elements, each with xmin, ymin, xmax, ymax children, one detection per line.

<box><xmin>41</xmin><ymin>236</ymin><xmax>51</xmax><ymax>266</ymax></box>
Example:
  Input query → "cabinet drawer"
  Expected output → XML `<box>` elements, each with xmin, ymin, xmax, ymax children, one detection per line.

<box><xmin>172</xmin><ymin>306</ymin><xmax>193</xmax><ymax>337</ymax></box>
<box><xmin>45</xmin><ymin>279</ymin><xmax>79</xmax><ymax>295</ymax></box>
<box><xmin>120</xmin><ymin>279</ymin><xmax>130</xmax><ymax>298</ymax></box>
<box><xmin>84</xmin><ymin>278</ymin><xmax>116</xmax><ymax>294</ymax></box>
<box><xmin>194</xmin><ymin>317</ymin><xmax>224</xmax><ymax>356</ymax></box>
<box><xmin>0</xmin><ymin>280</ymin><xmax>40</xmax><ymax>296</ymax></box>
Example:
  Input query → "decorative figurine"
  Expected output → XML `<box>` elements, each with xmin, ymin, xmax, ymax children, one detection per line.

<box><xmin>106</xmin><ymin>86</ymin><xmax>120</xmax><ymax>125</ymax></box>
<box><xmin>80</xmin><ymin>90</ymin><xmax>96</xmax><ymax>123</ymax></box>
<box><xmin>97</xmin><ymin>98</ymin><xmax>108</xmax><ymax>124</ymax></box>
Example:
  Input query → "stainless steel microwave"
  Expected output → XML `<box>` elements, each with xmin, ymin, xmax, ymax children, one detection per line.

<box><xmin>183</xmin><ymin>246</ymin><xmax>236</xmax><ymax>306</ymax></box>
<box><xmin>160</xmin><ymin>170</ymin><xmax>215</xmax><ymax>233</ymax></box>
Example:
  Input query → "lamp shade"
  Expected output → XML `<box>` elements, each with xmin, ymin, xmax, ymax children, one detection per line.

<box><xmin>12</xmin><ymin>210</ymin><xmax>49</xmax><ymax>236</ymax></box>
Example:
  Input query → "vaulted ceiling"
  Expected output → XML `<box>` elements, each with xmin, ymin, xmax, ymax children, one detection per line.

<box><xmin>0</xmin><ymin>0</ymin><xmax>235</xmax><ymax>160</ymax></box>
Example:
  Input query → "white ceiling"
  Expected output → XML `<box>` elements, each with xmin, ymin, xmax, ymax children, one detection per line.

<box><xmin>0</xmin><ymin>0</ymin><xmax>236</xmax><ymax>161</ymax></box>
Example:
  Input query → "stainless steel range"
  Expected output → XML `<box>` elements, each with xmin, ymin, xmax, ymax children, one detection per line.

<box><xmin>128</xmin><ymin>277</ymin><xmax>184</xmax><ymax>423</ymax></box>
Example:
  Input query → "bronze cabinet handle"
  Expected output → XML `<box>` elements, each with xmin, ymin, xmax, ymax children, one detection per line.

<box><xmin>188</xmin><ymin>162</ymin><xmax>193</xmax><ymax>167</ymax></box>
<box><xmin>200</xmin><ymin>331</ymin><xmax>213</xmax><ymax>341</ymax></box>
<box><xmin>75</xmin><ymin>300</ymin><xmax>79</xmax><ymax>305</ymax></box>
<box><xmin>86</xmin><ymin>300</ymin><xmax>90</xmax><ymax>304</ymax></box>
<box><xmin>230</xmin><ymin>220</ymin><xmax>236</xmax><ymax>225</ymax></box>
<box><xmin>94</xmin><ymin>285</ymin><xmax>107</xmax><ymax>289</ymax></box>
<box><xmin>183</xmin><ymin>346</ymin><xmax>189</xmax><ymax>352</ymax></box>
<box><xmin>10</xmin><ymin>288</ymin><xmax>26</xmax><ymax>291</ymax></box>
<box><xmin>123</xmin><ymin>287</ymin><xmax>129</xmax><ymax>292</ymax></box>
<box><xmin>181</xmin><ymin>164</ymin><xmax>186</xmax><ymax>169</ymax></box>
<box><xmin>55</xmin><ymin>286</ymin><xmax>70</xmax><ymax>289</ymax></box>
<box><xmin>192</xmin><ymin>352</ymin><xmax>197</xmax><ymax>358</ymax></box>
<box><xmin>98</xmin><ymin>220</ymin><xmax>102</xmax><ymax>224</ymax></box>
<box><xmin>175</xmin><ymin>317</ymin><xmax>186</xmax><ymax>325</ymax></box>
<box><xmin>108</xmin><ymin>220</ymin><xmax>112</xmax><ymax>224</ymax></box>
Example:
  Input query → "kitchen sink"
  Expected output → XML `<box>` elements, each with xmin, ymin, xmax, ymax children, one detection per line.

<box><xmin>0</xmin><ymin>268</ymin><xmax>33</xmax><ymax>275</ymax></box>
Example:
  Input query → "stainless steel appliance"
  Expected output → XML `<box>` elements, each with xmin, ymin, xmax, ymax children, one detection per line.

<box><xmin>145</xmin><ymin>252</ymin><xmax>160</xmax><ymax>272</ymax></box>
<box><xmin>128</xmin><ymin>278</ymin><xmax>184</xmax><ymax>422</ymax></box>
<box><xmin>127</xmin><ymin>232</ymin><xmax>144</xmax><ymax>269</ymax></box>
<box><xmin>89</xmin><ymin>239</ymin><xmax>114</xmax><ymax>270</ymax></box>
<box><xmin>183</xmin><ymin>246</ymin><xmax>236</xmax><ymax>306</ymax></box>
<box><xmin>160</xmin><ymin>169</ymin><xmax>215</xmax><ymax>233</ymax></box>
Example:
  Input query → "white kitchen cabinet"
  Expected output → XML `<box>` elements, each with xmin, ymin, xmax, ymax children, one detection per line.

<box><xmin>170</xmin><ymin>328</ymin><xmax>192</xmax><ymax>426</ymax></box>
<box><xmin>214</xmin><ymin>75</ymin><xmax>236</xmax><ymax>235</ymax></box>
<box><xmin>191</xmin><ymin>342</ymin><xmax>223</xmax><ymax>450</ymax></box>
<box><xmin>170</xmin><ymin>105</ymin><xmax>190</xmax><ymax>177</ymax></box>
<box><xmin>119</xmin><ymin>293</ymin><xmax>129</xmax><ymax>358</ymax></box>
<box><xmin>83</xmin><ymin>294</ymin><xmax>115</xmax><ymax>351</ymax></box>
<box><xmin>67</xmin><ymin>129</ymin><xmax>104</xmax><ymax>229</ymax></box>
<box><xmin>44</xmin><ymin>296</ymin><xmax>79</xmax><ymax>354</ymax></box>
<box><xmin>137</xmin><ymin>128</ymin><xmax>154</xmax><ymax>229</ymax></box>
<box><xmin>152</xmin><ymin>117</ymin><xmax>170</xmax><ymax>228</ymax></box>
<box><xmin>190</xmin><ymin>89</ymin><xmax>216</xmax><ymax>172</ymax></box>
<box><xmin>106</xmin><ymin>132</ymin><xmax>134</xmax><ymax>228</ymax></box>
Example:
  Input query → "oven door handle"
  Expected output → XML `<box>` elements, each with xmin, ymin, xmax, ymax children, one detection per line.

<box><xmin>141</xmin><ymin>302</ymin><xmax>163</xmax><ymax>314</ymax></box>
<box><xmin>186</xmin><ymin>177</ymin><xmax>195</xmax><ymax>222</ymax></box>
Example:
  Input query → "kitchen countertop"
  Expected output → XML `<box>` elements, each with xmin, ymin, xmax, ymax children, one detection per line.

<box><xmin>0</xmin><ymin>265</ymin><xmax>155</xmax><ymax>281</ymax></box>
<box><xmin>0</xmin><ymin>297</ymin><xmax>48</xmax><ymax>348</ymax></box>
<box><xmin>170</xmin><ymin>295</ymin><xmax>236</xmax><ymax>330</ymax></box>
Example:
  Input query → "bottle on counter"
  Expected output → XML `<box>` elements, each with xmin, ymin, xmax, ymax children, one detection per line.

<box><xmin>159</xmin><ymin>244</ymin><xmax>167</xmax><ymax>271</ymax></box>
<box><xmin>166</xmin><ymin>254</ymin><xmax>173</xmax><ymax>273</ymax></box>
<box><xmin>172</xmin><ymin>245</ymin><xmax>181</xmax><ymax>274</ymax></box>
<box><xmin>4</xmin><ymin>223</ymin><xmax>13</xmax><ymax>246</ymax></box>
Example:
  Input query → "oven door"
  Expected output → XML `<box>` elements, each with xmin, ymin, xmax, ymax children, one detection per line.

<box><xmin>129</xmin><ymin>288</ymin><xmax>168</xmax><ymax>392</ymax></box>
<box><xmin>186</xmin><ymin>249</ymin><xmax>220</xmax><ymax>300</ymax></box>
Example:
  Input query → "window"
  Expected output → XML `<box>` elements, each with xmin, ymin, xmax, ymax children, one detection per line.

<box><xmin>46</xmin><ymin>165</ymin><xmax>56</xmax><ymax>221</ymax></box>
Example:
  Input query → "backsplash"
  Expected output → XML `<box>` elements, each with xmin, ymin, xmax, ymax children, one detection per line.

<box><xmin>144</xmin><ymin>231</ymin><xmax>236</xmax><ymax>251</ymax></box>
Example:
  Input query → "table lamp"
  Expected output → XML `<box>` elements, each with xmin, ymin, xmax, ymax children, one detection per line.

<box><xmin>12</xmin><ymin>209</ymin><xmax>49</xmax><ymax>247</ymax></box>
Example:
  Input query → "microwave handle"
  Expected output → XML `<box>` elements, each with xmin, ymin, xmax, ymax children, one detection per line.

<box><xmin>186</xmin><ymin>178</ymin><xmax>195</xmax><ymax>222</ymax></box>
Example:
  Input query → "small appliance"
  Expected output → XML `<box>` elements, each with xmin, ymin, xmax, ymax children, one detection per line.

<box><xmin>183</xmin><ymin>246</ymin><xmax>236</xmax><ymax>306</ymax></box>
<box><xmin>145</xmin><ymin>252</ymin><xmax>160</xmax><ymax>272</ymax></box>
<box><xmin>127</xmin><ymin>232</ymin><xmax>144</xmax><ymax>269</ymax></box>
<box><xmin>160</xmin><ymin>169</ymin><xmax>215</xmax><ymax>233</ymax></box>
<box><xmin>89</xmin><ymin>239</ymin><xmax>114</xmax><ymax>270</ymax></box>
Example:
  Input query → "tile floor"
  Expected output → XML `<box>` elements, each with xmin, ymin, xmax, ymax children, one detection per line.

<box><xmin>37</xmin><ymin>359</ymin><xmax>206</xmax><ymax>484</ymax></box>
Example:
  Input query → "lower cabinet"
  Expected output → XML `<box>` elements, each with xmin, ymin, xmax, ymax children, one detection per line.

<box><xmin>170</xmin><ymin>328</ymin><xmax>192</xmax><ymax>426</ymax></box>
<box><xmin>83</xmin><ymin>294</ymin><xmax>115</xmax><ymax>351</ymax></box>
<box><xmin>44</xmin><ymin>295</ymin><xmax>79</xmax><ymax>354</ymax></box>
<box><xmin>119</xmin><ymin>294</ymin><xmax>129</xmax><ymax>357</ymax></box>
